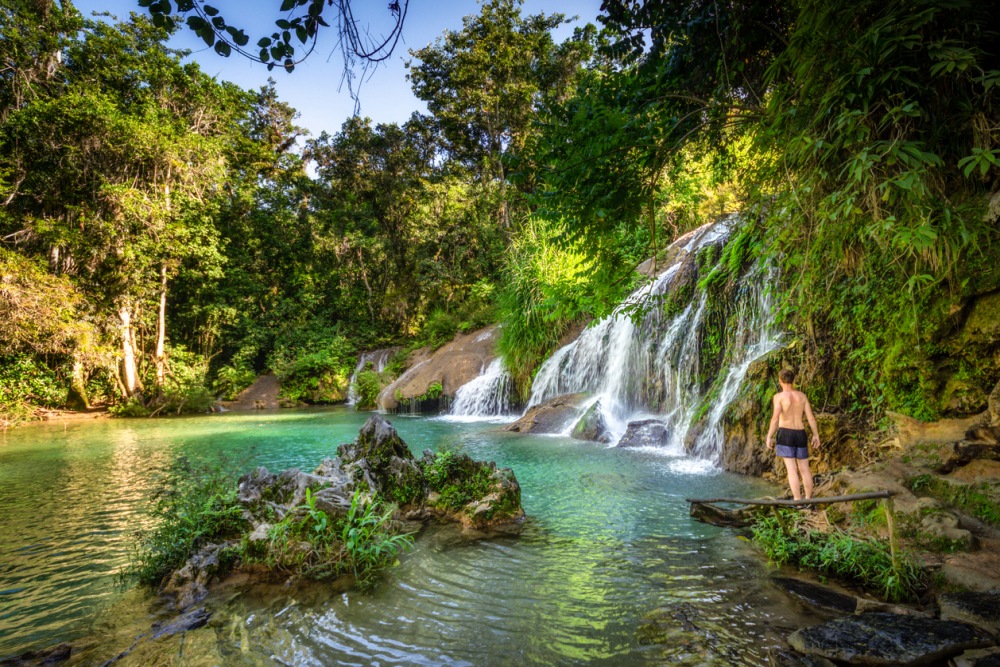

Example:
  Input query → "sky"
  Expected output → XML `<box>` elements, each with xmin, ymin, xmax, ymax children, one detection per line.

<box><xmin>72</xmin><ymin>0</ymin><xmax>604</xmax><ymax>138</ymax></box>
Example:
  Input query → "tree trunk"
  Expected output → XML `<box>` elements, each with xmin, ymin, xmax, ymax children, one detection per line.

<box><xmin>119</xmin><ymin>305</ymin><xmax>141</xmax><ymax>398</ymax></box>
<box><xmin>155</xmin><ymin>265</ymin><xmax>167</xmax><ymax>390</ymax></box>
<box><xmin>67</xmin><ymin>357</ymin><xmax>90</xmax><ymax>410</ymax></box>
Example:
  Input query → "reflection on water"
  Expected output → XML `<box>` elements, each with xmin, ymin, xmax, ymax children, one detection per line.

<box><xmin>0</xmin><ymin>408</ymin><xmax>816</xmax><ymax>664</ymax></box>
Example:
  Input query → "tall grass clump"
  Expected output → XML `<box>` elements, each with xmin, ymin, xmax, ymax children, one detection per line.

<box><xmin>751</xmin><ymin>510</ymin><xmax>924</xmax><ymax>602</ymax></box>
<box><xmin>495</xmin><ymin>218</ymin><xmax>592</xmax><ymax>399</ymax></box>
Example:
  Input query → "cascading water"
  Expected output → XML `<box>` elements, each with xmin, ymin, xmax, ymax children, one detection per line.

<box><xmin>346</xmin><ymin>349</ymin><xmax>394</xmax><ymax>406</ymax></box>
<box><xmin>524</xmin><ymin>216</ymin><xmax>781</xmax><ymax>461</ymax></box>
<box><xmin>446</xmin><ymin>358</ymin><xmax>515</xmax><ymax>420</ymax></box>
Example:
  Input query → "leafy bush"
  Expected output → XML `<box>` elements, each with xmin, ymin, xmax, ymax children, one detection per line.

<box><xmin>751</xmin><ymin>510</ymin><xmax>924</xmax><ymax>602</ymax></box>
<box><xmin>419</xmin><ymin>309</ymin><xmax>460</xmax><ymax>350</ymax></box>
<box><xmin>123</xmin><ymin>457</ymin><xmax>247</xmax><ymax>587</ymax></box>
<box><xmin>213</xmin><ymin>363</ymin><xmax>256</xmax><ymax>400</ymax></box>
<box><xmin>354</xmin><ymin>369</ymin><xmax>384</xmax><ymax>410</ymax></box>
<box><xmin>0</xmin><ymin>353</ymin><xmax>66</xmax><ymax>410</ymax></box>
<box><xmin>274</xmin><ymin>334</ymin><xmax>354</xmax><ymax>404</ymax></box>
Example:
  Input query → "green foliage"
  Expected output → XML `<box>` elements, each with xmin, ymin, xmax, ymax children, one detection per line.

<box><xmin>908</xmin><ymin>474</ymin><xmax>1000</xmax><ymax>526</ymax></box>
<box><xmin>340</xmin><ymin>490</ymin><xmax>414</xmax><ymax>589</ymax></box>
<box><xmin>274</xmin><ymin>334</ymin><xmax>354</xmax><ymax>405</ymax></box>
<box><xmin>108</xmin><ymin>398</ymin><xmax>151</xmax><ymax>418</ymax></box>
<box><xmin>123</xmin><ymin>457</ymin><xmax>248</xmax><ymax>587</ymax></box>
<box><xmin>212</xmin><ymin>363</ymin><xmax>256</xmax><ymax>400</ymax></box>
<box><xmin>751</xmin><ymin>510</ymin><xmax>924</xmax><ymax>602</ymax></box>
<box><xmin>421</xmin><ymin>449</ymin><xmax>496</xmax><ymax>513</ymax></box>
<box><xmin>354</xmin><ymin>369</ymin><xmax>383</xmax><ymax>411</ymax></box>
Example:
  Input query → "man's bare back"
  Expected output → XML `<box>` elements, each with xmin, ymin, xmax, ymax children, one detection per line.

<box><xmin>774</xmin><ymin>389</ymin><xmax>808</xmax><ymax>430</ymax></box>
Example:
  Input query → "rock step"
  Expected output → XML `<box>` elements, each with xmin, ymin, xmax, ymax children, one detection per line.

<box><xmin>788</xmin><ymin>612</ymin><xmax>995</xmax><ymax>666</ymax></box>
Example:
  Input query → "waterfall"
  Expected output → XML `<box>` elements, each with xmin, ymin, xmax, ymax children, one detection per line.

<box><xmin>346</xmin><ymin>349</ymin><xmax>393</xmax><ymax>406</ymax></box>
<box><xmin>445</xmin><ymin>358</ymin><xmax>515</xmax><ymax>421</ymax></box>
<box><xmin>525</xmin><ymin>216</ymin><xmax>781</xmax><ymax>460</ymax></box>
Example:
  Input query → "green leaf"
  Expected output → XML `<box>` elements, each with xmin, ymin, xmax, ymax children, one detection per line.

<box><xmin>257</xmin><ymin>37</ymin><xmax>272</xmax><ymax>48</ymax></box>
<box><xmin>280</xmin><ymin>0</ymin><xmax>297</xmax><ymax>10</ymax></box>
<box><xmin>214</xmin><ymin>41</ymin><xmax>231</xmax><ymax>57</ymax></box>
<box><xmin>275</xmin><ymin>19</ymin><xmax>291</xmax><ymax>29</ymax></box>
<box><xmin>296</xmin><ymin>26</ymin><xmax>307</xmax><ymax>43</ymax></box>
<box><xmin>203</xmin><ymin>5</ymin><xmax>219</xmax><ymax>16</ymax></box>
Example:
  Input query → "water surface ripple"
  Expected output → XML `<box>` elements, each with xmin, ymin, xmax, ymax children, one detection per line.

<box><xmin>0</xmin><ymin>409</ymin><xmax>816</xmax><ymax>664</ymax></box>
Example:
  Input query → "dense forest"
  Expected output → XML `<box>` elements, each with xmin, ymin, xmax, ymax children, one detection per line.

<box><xmin>1</xmin><ymin>0</ymin><xmax>998</xmax><ymax>434</ymax></box>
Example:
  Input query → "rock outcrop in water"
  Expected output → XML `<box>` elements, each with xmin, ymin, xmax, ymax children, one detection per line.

<box><xmin>159</xmin><ymin>415</ymin><xmax>524</xmax><ymax>611</ymax></box>
<box><xmin>378</xmin><ymin>325</ymin><xmax>501</xmax><ymax>413</ymax></box>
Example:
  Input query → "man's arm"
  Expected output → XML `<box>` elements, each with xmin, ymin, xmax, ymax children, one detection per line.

<box><xmin>765</xmin><ymin>395</ymin><xmax>780</xmax><ymax>449</ymax></box>
<box><xmin>804</xmin><ymin>394</ymin><xmax>821</xmax><ymax>449</ymax></box>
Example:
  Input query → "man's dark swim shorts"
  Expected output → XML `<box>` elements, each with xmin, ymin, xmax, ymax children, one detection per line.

<box><xmin>775</xmin><ymin>427</ymin><xmax>809</xmax><ymax>459</ymax></box>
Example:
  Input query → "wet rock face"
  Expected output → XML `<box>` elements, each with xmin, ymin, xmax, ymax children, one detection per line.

<box><xmin>616</xmin><ymin>419</ymin><xmax>668</xmax><ymax>448</ymax></box>
<box><xmin>940</xmin><ymin>591</ymin><xmax>1000</xmax><ymax>633</ymax></box>
<box><xmin>571</xmin><ymin>401</ymin><xmax>613</xmax><ymax>444</ymax></box>
<box><xmin>505</xmin><ymin>394</ymin><xmax>586</xmax><ymax>434</ymax></box>
<box><xmin>338</xmin><ymin>415</ymin><xmax>425</xmax><ymax>507</ymax></box>
<box><xmin>788</xmin><ymin>613</ymin><xmax>994</xmax><ymax>665</ymax></box>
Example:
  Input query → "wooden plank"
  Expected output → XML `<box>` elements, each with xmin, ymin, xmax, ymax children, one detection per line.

<box><xmin>685</xmin><ymin>490</ymin><xmax>895</xmax><ymax>507</ymax></box>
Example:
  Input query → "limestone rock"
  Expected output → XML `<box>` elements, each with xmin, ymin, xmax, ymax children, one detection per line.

<box><xmin>919</xmin><ymin>512</ymin><xmax>976</xmax><ymax>551</ymax></box>
<box><xmin>151</xmin><ymin>607</ymin><xmax>211</xmax><ymax>639</ymax></box>
<box><xmin>617</xmin><ymin>419</ymin><xmax>668</xmax><ymax>448</ymax></box>
<box><xmin>772</xmin><ymin>576</ymin><xmax>858</xmax><ymax>614</ymax></box>
<box><xmin>0</xmin><ymin>643</ymin><xmax>72</xmax><ymax>667</ymax></box>
<box><xmin>338</xmin><ymin>415</ymin><xmax>425</xmax><ymax>507</ymax></box>
<box><xmin>570</xmin><ymin>401</ymin><xmax>613</xmax><ymax>444</ymax></box>
<box><xmin>505</xmin><ymin>393</ymin><xmax>586</xmax><ymax>434</ymax></box>
<box><xmin>953</xmin><ymin>647</ymin><xmax>1000</xmax><ymax>667</ymax></box>
<box><xmin>160</xmin><ymin>541</ymin><xmax>237</xmax><ymax>611</ymax></box>
<box><xmin>940</xmin><ymin>591</ymin><xmax>1000</xmax><ymax>634</ymax></box>
<box><xmin>787</xmin><ymin>613</ymin><xmax>994</xmax><ymax>665</ymax></box>
<box><xmin>377</xmin><ymin>325</ymin><xmax>500</xmax><ymax>411</ymax></box>
<box><xmin>689</xmin><ymin>502</ymin><xmax>759</xmax><ymax>528</ymax></box>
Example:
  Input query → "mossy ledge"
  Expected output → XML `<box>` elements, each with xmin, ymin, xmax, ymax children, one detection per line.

<box><xmin>128</xmin><ymin>415</ymin><xmax>524</xmax><ymax>611</ymax></box>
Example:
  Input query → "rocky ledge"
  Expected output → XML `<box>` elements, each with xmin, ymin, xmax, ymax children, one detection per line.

<box><xmin>160</xmin><ymin>415</ymin><xmax>524</xmax><ymax>611</ymax></box>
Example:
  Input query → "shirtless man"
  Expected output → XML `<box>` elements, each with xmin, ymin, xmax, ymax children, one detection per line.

<box><xmin>765</xmin><ymin>368</ymin><xmax>821</xmax><ymax>500</ymax></box>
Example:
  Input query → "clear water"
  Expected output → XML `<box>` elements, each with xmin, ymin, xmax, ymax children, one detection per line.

<box><xmin>0</xmin><ymin>409</ymin><xmax>818</xmax><ymax>664</ymax></box>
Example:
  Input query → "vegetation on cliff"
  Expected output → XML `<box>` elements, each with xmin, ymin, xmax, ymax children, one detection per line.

<box><xmin>1</xmin><ymin>0</ymin><xmax>997</xmax><ymax>435</ymax></box>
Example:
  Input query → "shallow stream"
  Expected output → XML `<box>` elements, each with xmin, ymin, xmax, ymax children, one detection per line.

<box><xmin>0</xmin><ymin>408</ymin><xmax>822</xmax><ymax>665</ymax></box>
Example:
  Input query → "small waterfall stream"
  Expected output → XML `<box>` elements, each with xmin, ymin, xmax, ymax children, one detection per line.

<box><xmin>346</xmin><ymin>349</ymin><xmax>394</xmax><ymax>406</ymax></box>
<box><xmin>447</xmin><ymin>358</ymin><xmax>514</xmax><ymax>420</ymax></box>
<box><xmin>524</xmin><ymin>218</ymin><xmax>780</xmax><ymax>459</ymax></box>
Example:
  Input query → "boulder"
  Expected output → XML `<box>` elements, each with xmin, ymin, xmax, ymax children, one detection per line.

<box><xmin>570</xmin><ymin>401</ymin><xmax>613</xmax><ymax>444</ymax></box>
<box><xmin>689</xmin><ymin>501</ymin><xmax>760</xmax><ymax>528</ymax></box>
<box><xmin>617</xmin><ymin>419</ymin><xmax>668</xmax><ymax>448</ymax></box>
<box><xmin>772</xmin><ymin>576</ymin><xmax>859</xmax><ymax>614</ymax></box>
<box><xmin>505</xmin><ymin>393</ymin><xmax>586</xmax><ymax>434</ymax></box>
<box><xmin>0</xmin><ymin>643</ymin><xmax>72</xmax><ymax>667</ymax></box>
<box><xmin>953</xmin><ymin>647</ymin><xmax>1000</xmax><ymax>667</ymax></box>
<box><xmin>337</xmin><ymin>415</ymin><xmax>427</xmax><ymax>507</ymax></box>
<box><xmin>377</xmin><ymin>325</ymin><xmax>500</xmax><ymax>411</ymax></box>
<box><xmin>788</xmin><ymin>613</ymin><xmax>994</xmax><ymax>665</ymax></box>
<box><xmin>151</xmin><ymin>607</ymin><xmax>211</xmax><ymax>639</ymax></box>
<box><xmin>990</xmin><ymin>380</ymin><xmax>1000</xmax><ymax>426</ymax></box>
<box><xmin>160</xmin><ymin>541</ymin><xmax>237</xmax><ymax>611</ymax></box>
<box><xmin>940</xmin><ymin>591</ymin><xmax>1000</xmax><ymax>634</ymax></box>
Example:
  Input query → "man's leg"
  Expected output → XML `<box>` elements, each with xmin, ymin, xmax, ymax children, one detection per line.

<box><xmin>781</xmin><ymin>457</ymin><xmax>802</xmax><ymax>500</ymax></box>
<box><xmin>796</xmin><ymin>457</ymin><xmax>814</xmax><ymax>499</ymax></box>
